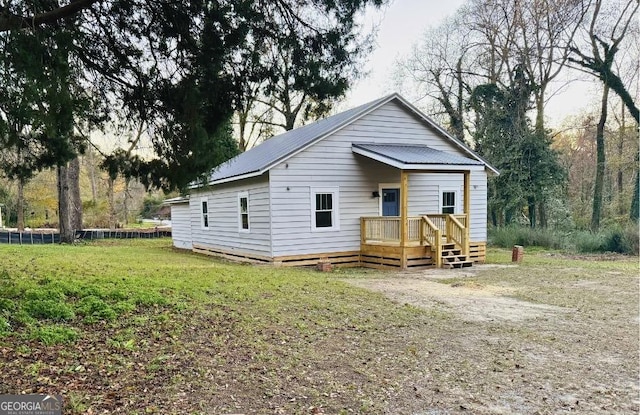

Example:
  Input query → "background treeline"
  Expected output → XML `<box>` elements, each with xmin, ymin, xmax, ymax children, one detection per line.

<box><xmin>0</xmin><ymin>0</ymin><xmax>637</xmax><ymax>254</ymax></box>
<box><xmin>0</xmin><ymin>152</ymin><xmax>162</xmax><ymax>229</ymax></box>
<box><xmin>0</xmin><ymin>0</ymin><xmax>384</xmax><ymax>240</ymax></box>
<box><xmin>394</xmin><ymin>0</ymin><xmax>638</xmax><ymax>254</ymax></box>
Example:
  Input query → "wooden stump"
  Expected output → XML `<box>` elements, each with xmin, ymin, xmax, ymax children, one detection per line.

<box><xmin>512</xmin><ymin>245</ymin><xmax>524</xmax><ymax>262</ymax></box>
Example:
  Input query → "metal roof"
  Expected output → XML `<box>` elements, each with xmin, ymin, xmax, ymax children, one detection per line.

<box><xmin>352</xmin><ymin>143</ymin><xmax>484</xmax><ymax>166</ymax></box>
<box><xmin>199</xmin><ymin>93</ymin><xmax>498</xmax><ymax>187</ymax></box>
<box><xmin>205</xmin><ymin>94</ymin><xmax>392</xmax><ymax>185</ymax></box>
<box><xmin>162</xmin><ymin>196</ymin><xmax>189</xmax><ymax>205</ymax></box>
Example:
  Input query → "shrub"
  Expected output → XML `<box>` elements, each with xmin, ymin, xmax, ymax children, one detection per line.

<box><xmin>76</xmin><ymin>296</ymin><xmax>117</xmax><ymax>323</ymax></box>
<box><xmin>30</xmin><ymin>325</ymin><xmax>78</xmax><ymax>345</ymax></box>
<box><xmin>488</xmin><ymin>226</ymin><xmax>565</xmax><ymax>250</ymax></box>
<box><xmin>0</xmin><ymin>298</ymin><xmax>16</xmax><ymax>312</ymax></box>
<box><xmin>24</xmin><ymin>288</ymin><xmax>66</xmax><ymax>302</ymax></box>
<box><xmin>23</xmin><ymin>300</ymin><xmax>75</xmax><ymax>322</ymax></box>
<box><xmin>491</xmin><ymin>224</ymin><xmax>639</xmax><ymax>255</ymax></box>
<box><xmin>623</xmin><ymin>225</ymin><xmax>640</xmax><ymax>255</ymax></box>
<box><xmin>0</xmin><ymin>316</ymin><xmax>10</xmax><ymax>336</ymax></box>
<box><xmin>572</xmin><ymin>231</ymin><xmax>604</xmax><ymax>253</ymax></box>
<box><xmin>112</xmin><ymin>301</ymin><xmax>136</xmax><ymax>315</ymax></box>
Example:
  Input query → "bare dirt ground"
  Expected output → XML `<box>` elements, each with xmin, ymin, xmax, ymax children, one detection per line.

<box><xmin>345</xmin><ymin>259</ymin><xmax>640</xmax><ymax>414</ymax></box>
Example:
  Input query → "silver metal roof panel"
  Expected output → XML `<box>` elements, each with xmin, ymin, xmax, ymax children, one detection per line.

<box><xmin>352</xmin><ymin>143</ymin><xmax>484</xmax><ymax>166</ymax></box>
<box><xmin>206</xmin><ymin>95</ymin><xmax>392</xmax><ymax>184</ymax></box>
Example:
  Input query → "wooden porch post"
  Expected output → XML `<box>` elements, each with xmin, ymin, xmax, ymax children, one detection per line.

<box><xmin>400</xmin><ymin>171</ymin><xmax>409</xmax><ymax>269</ymax></box>
<box><xmin>463</xmin><ymin>171</ymin><xmax>471</xmax><ymax>254</ymax></box>
<box><xmin>463</xmin><ymin>171</ymin><xmax>470</xmax><ymax>216</ymax></box>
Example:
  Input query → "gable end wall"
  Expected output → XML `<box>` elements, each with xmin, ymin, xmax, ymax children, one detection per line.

<box><xmin>269</xmin><ymin>101</ymin><xmax>488</xmax><ymax>257</ymax></box>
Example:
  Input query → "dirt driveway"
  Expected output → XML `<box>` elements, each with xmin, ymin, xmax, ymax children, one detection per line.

<box><xmin>343</xmin><ymin>259</ymin><xmax>640</xmax><ymax>414</ymax></box>
<box><xmin>349</xmin><ymin>265</ymin><xmax>569</xmax><ymax>323</ymax></box>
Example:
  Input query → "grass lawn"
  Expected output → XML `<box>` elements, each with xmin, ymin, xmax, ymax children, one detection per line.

<box><xmin>0</xmin><ymin>240</ymin><xmax>637</xmax><ymax>414</ymax></box>
<box><xmin>0</xmin><ymin>239</ymin><xmax>428</xmax><ymax>414</ymax></box>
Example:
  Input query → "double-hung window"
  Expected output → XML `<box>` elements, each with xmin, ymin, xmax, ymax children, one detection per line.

<box><xmin>201</xmin><ymin>199</ymin><xmax>209</xmax><ymax>229</ymax></box>
<box><xmin>238</xmin><ymin>192</ymin><xmax>249</xmax><ymax>232</ymax></box>
<box><xmin>311</xmin><ymin>187</ymin><xmax>339</xmax><ymax>231</ymax></box>
<box><xmin>441</xmin><ymin>191</ymin><xmax>456</xmax><ymax>214</ymax></box>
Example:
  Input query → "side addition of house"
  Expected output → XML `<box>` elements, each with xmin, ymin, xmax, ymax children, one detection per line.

<box><xmin>172</xmin><ymin>93</ymin><xmax>499</xmax><ymax>270</ymax></box>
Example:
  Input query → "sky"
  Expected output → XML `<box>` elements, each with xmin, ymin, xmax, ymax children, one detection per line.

<box><xmin>342</xmin><ymin>0</ymin><xmax>598</xmax><ymax>128</ymax></box>
<box><xmin>344</xmin><ymin>0</ymin><xmax>466</xmax><ymax>107</ymax></box>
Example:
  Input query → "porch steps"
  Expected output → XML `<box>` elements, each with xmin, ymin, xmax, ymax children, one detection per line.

<box><xmin>441</xmin><ymin>243</ymin><xmax>473</xmax><ymax>269</ymax></box>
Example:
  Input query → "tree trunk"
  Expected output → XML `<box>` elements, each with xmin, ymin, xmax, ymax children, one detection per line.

<box><xmin>617</xmin><ymin>106</ymin><xmax>625</xmax><ymax>215</ymax></box>
<box><xmin>631</xmin><ymin>152</ymin><xmax>639</xmax><ymax>222</ymax></box>
<box><xmin>591</xmin><ymin>84</ymin><xmax>609</xmax><ymax>231</ymax></box>
<box><xmin>69</xmin><ymin>157</ymin><xmax>83</xmax><ymax>231</ymax></box>
<box><xmin>16</xmin><ymin>179</ymin><xmax>24</xmax><ymax>231</ymax></box>
<box><xmin>107</xmin><ymin>177</ymin><xmax>117</xmax><ymax>229</ymax></box>
<box><xmin>123</xmin><ymin>178</ymin><xmax>130</xmax><ymax>225</ymax></box>
<box><xmin>527</xmin><ymin>196</ymin><xmax>537</xmax><ymax>228</ymax></box>
<box><xmin>538</xmin><ymin>202</ymin><xmax>547</xmax><ymax>228</ymax></box>
<box><xmin>57</xmin><ymin>164</ymin><xmax>74</xmax><ymax>243</ymax></box>
<box><xmin>86</xmin><ymin>147</ymin><xmax>98</xmax><ymax>203</ymax></box>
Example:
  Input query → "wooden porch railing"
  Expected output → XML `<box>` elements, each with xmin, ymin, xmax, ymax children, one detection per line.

<box><xmin>361</xmin><ymin>214</ymin><xmax>469</xmax><ymax>265</ymax></box>
<box><xmin>423</xmin><ymin>214</ymin><xmax>467</xmax><ymax>238</ymax></box>
<box><xmin>421</xmin><ymin>215</ymin><xmax>442</xmax><ymax>268</ymax></box>
<box><xmin>360</xmin><ymin>217</ymin><xmax>423</xmax><ymax>243</ymax></box>
<box><xmin>361</xmin><ymin>216</ymin><xmax>401</xmax><ymax>242</ymax></box>
<box><xmin>445</xmin><ymin>215</ymin><xmax>469</xmax><ymax>255</ymax></box>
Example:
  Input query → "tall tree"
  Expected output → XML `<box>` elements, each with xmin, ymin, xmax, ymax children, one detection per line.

<box><xmin>569</xmin><ymin>0</ymin><xmax>639</xmax><ymax>123</ymax></box>
<box><xmin>397</xmin><ymin>14</ymin><xmax>472</xmax><ymax>140</ymax></box>
<box><xmin>470</xmin><ymin>66</ymin><xmax>565</xmax><ymax>227</ymax></box>
<box><xmin>569</xmin><ymin>0</ymin><xmax>639</xmax><ymax>229</ymax></box>
<box><xmin>1</xmin><ymin>0</ymin><xmax>387</xmax><ymax>239</ymax></box>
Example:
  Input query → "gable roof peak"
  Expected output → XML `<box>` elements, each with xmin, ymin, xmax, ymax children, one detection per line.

<box><xmin>197</xmin><ymin>92</ymin><xmax>496</xmax><ymax>187</ymax></box>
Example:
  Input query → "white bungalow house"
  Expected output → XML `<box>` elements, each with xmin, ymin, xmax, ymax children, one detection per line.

<box><xmin>174</xmin><ymin>93</ymin><xmax>498</xmax><ymax>269</ymax></box>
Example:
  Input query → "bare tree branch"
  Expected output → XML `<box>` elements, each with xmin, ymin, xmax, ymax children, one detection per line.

<box><xmin>0</xmin><ymin>0</ymin><xmax>99</xmax><ymax>32</ymax></box>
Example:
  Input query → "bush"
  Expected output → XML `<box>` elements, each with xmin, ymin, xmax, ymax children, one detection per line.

<box><xmin>0</xmin><ymin>298</ymin><xmax>16</xmax><ymax>312</ymax></box>
<box><xmin>490</xmin><ymin>224</ymin><xmax>639</xmax><ymax>255</ymax></box>
<box><xmin>76</xmin><ymin>296</ymin><xmax>117</xmax><ymax>323</ymax></box>
<box><xmin>24</xmin><ymin>288</ymin><xmax>66</xmax><ymax>302</ymax></box>
<box><xmin>572</xmin><ymin>231</ymin><xmax>604</xmax><ymax>253</ymax></box>
<box><xmin>0</xmin><ymin>316</ymin><xmax>10</xmax><ymax>336</ymax></box>
<box><xmin>488</xmin><ymin>226</ymin><xmax>565</xmax><ymax>250</ymax></box>
<box><xmin>30</xmin><ymin>325</ymin><xmax>78</xmax><ymax>345</ymax></box>
<box><xmin>23</xmin><ymin>299</ymin><xmax>75</xmax><ymax>322</ymax></box>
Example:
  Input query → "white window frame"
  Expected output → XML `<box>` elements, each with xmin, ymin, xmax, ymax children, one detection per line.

<box><xmin>310</xmin><ymin>187</ymin><xmax>340</xmax><ymax>232</ymax></box>
<box><xmin>378</xmin><ymin>183</ymin><xmax>401</xmax><ymax>216</ymax></box>
<box><xmin>237</xmin><ymin>191</ymin><xmax>250</xmax><ymax>233</ymax></box>
<box><xmin>439</xmin><ymin>187</ymin><xmax>460</xmax><ymax>214</ymax></box>
<box><xmin>200</xmin><ymin>198</ymin><xmax>209</xmax><ymax>229</ymax></box>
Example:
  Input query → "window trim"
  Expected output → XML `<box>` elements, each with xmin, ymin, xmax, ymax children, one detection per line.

<box><xmin>237</xmin><ymin>191</ymin><xmax>250</xmax><ymax>233</ymax></box>
<box><xmin>439</xmin><ymin>187</ymin><xmax>460</xmax><ymax>215</ymax></box>
<box><xmin>310</xmin><ymin>187</ymin><xmax>340</xmax><ymax>232</ymax></box>
<box><xmin>200</xmin><ymin>198</ymin><xmax>209</xmax><ymax>229</ymax></box>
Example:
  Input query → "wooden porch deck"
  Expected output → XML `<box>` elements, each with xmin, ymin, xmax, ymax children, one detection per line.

<box><xmin>360</xmin><ymin>214</ymin><xmax>483</xmax><ymax>269</ymax></box>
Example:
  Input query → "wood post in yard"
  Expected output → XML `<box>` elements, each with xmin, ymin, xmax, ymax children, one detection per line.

<box><xmin>512</xmin><ymin>245</ymin><xmax>524</xmax><ymax>262</ymax></box>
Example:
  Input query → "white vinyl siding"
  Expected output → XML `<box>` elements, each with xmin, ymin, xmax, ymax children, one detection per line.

<box><xmin>170</xmin><ymin>203</ymin><xmax>192</xmax><ymax>249</ymax></box>
<box><xmin>190</xmin><ymin>175</ymin><xmax>271</xmax><ymax>257</ymax></box>
<box><xmin>269</xmin><ymin>101</ymin><xmax>488</xmax><ymax>256</ymax></box>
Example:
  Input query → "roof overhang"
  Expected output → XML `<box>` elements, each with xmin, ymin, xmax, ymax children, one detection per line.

<box><xmin>352</xmin><ymin>143</ymin><xmax>487</xmax><ymax>172</ymax></box>
<box><xmin>162</xmin><ymin>196</ymin><xmax>190</xmax><ymax>205</ymax></box>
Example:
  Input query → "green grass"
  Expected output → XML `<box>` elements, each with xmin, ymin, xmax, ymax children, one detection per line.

<box><xmin>0</xmin><ymin>239</ymin><xmax>428</xmax><ymax>413</ymax></box>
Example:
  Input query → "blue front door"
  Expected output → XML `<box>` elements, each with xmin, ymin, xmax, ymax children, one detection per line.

<box><xmin>382</xmin><ymin>188</ymin><xmax>400</xmax><ymax>216</ymax></box>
